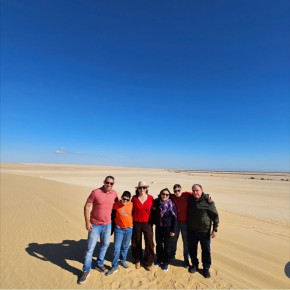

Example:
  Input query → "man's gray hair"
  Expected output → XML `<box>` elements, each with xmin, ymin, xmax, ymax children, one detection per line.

<box><xmin>192</xmin><ymin>184</ymin><xmax>203</xmax><ymax>190</ymax></box>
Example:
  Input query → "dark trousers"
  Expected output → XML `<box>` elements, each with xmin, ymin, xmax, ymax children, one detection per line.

<box><xmin>155</xmin><ymin>226</ymin><xmax>172</xmax><ymax>264</ymax></box>
<box><xmin>188</xmin><ymin>229</ymin><xmax>211</xmax><ymax>270</ymax></box>
<box><xmin>131</xmin><ymin>221</ymin><xmax>154</xmax><ymax>267</ymax></box>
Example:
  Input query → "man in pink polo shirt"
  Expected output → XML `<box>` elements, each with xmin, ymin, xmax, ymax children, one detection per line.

<box><xmin>78</xmin><ymin>176</ymin><xmax>118</xmax><ymax>284</ymax></box>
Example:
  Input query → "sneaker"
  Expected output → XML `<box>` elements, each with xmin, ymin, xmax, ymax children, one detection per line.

<box><xmin>95</xmin><ymin>265</ymin><xmax>108</xmax><ymax>273</ymax></box>
<box><xmin>189</xmin><ymin>265</ymin><xmax>197</xmax><ymax>274</ymax></box>
<box><xmin>135</xmin><ymin>262</ymin><xmax>141</xmax><ymax>269</ymax></box>
<box><xmin>203</xmin><ymin>269</ymin><xmax>211</xmax><ymax>278</ymax></box>
<box><xmin>162</xmin><ymin>264</ymin><xmax>168</xmax><ymax>271</ymax></box>
<box><xmin>105</xmin><ymin>267</ymin><xmax>118</xmax><ymax>276</ymax></box>
<box><xmin>120</xmin><ymin>262</ymin><xmax>129</xmax><ymax>269</ymax></box>
<box><xmin>77</xmin><ymin>271</ymin><xmax>90</xmax><ymax>284</ymax></box>
<box><xmin>154</xmin><ymin>261</ymin><xmax>161</xmax><ymax>267</ymax></box>
<box><xmin>145</xmin><ymin>266</ymin><xmax>152</xmax><ymax>271</ymax></box>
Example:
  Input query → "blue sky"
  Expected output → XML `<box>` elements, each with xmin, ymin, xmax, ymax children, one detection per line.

<box><xmin>1</xmin><ymin>0</ymin><xmax>289</xmax><ymax>171</ymax></box>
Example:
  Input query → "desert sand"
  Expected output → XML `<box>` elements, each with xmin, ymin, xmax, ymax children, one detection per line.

<box><xmin>0</xmin><ymin>162</ymin><xmax>289</xmax><ymax>289</ymax></box>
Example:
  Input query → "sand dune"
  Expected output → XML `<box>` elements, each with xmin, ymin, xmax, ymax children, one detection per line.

<box><xmin>0</xmin><ymin>163</ymin><xmax>289</xmax><ymax>289</ymax></box>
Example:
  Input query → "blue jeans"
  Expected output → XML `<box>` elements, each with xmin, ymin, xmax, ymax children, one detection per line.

<box><xmin>170</xmin><ymin>222</ymin><xmax>189</xmax><ymax>262</ymax></box>
<box><xmin>112</xmin><ymin>225</ymin><xmax>133</xmax><ymax>268</ymax></box>
<box><xmin>83</xmin><ymin>223</ymin><xmax>111</xmax><ymax>272</ymax></box>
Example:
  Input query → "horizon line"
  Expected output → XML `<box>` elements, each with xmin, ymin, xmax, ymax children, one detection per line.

<box><xmin>1</xmin><ymin>161</ymin><xmax>289</xmax><ymax>174</ymax></box>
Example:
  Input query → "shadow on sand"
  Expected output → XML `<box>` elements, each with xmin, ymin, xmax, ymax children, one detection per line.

<box><xmin>25</xmin><ymin>239</ymin><xmax>134</xmax><ymax>278</ymax></box>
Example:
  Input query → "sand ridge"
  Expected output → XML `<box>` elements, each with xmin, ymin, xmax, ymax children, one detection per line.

<box><xmin>0</xmin><ymin>163</ymin><xmax>289</xmax><ymax>289</ymax></box>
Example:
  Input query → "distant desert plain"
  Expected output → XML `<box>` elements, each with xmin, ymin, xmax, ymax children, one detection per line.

<box><xmin>0</xmin><ymin>162</ymin><xmax>289</xmax><ymax>289</ymax></box>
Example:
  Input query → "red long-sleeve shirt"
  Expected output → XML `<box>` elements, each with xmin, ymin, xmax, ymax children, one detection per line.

<box><xmin>170</xmin><ymin>191</ymin><xmax>192</xmax><ymax>223</ymax></box>
<box><xmin>132</xmin><ymin>194</ymin><xmax>154</xmax><ymax>222</ymax></box>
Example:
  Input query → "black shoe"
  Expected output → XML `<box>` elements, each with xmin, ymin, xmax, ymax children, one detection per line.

<box><xmin>120</xmin><ymin>262</ymin><xmax>129</xmax><ymax>269</ymax></box>
<box><xmin>77</xmin><ymin>271</ymin><xmax>90</xmax><ymax>284</ymax></box>
<box><xmin>189</xmin><ymin>265</ymin><xmax>197</xmax><ymax>274</ymax></box>
<box><xmin>105</xmin><ymin>267</ymin><xmax>118</xmax><ymax>276</ymax></box>
<box><xmin>203</xmin><ymin>269</ymin><xmax>211</xmax><ymax>278</ymax></box>
<box><xmin>154</xmin><ymin>261</ymin><xmax>162</xmax><ymax>267</ymax></box>
<box><xmin>162</xmin><ymin>264</ymin><xmax>169</xmax><ymax>271</ymax></box>
<box><xmin>95</xmin><ymin>265</ymin><xmax>108</xmax><ymax>273</ymax></box>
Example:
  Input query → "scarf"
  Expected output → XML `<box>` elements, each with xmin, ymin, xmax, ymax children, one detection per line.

<box><xmin>159</xmin><ymin>198</ymin><xmax>176</xmax><ymax>226</ymax></box>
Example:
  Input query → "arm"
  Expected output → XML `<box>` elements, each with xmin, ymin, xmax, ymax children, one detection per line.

<box><xmin>170</xmin><ymin>205</ymin><xmax>178</xmax><ymax>236</ymax></box>
<box><xmin>150</xmin><ymin>199</ymin><xmax>158</xmax><ymax>225</ymax></box>
<box><xmin>111</xmin><ymin>209</ymin><xmax>116</xmax><ymax>235</ymax></box>
<box><xmin>208</xmin><ymin>203</ymin><xmax>219</xmax><ymax>238</ymax></box>
<box><xmin>84</xmin><ymin>202</ymin><xmax>93</xmax><ymax>232</ymax></box>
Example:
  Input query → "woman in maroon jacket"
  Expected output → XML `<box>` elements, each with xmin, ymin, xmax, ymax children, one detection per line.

<box><xmin>131</xmin><ymin>181</ymin><xmax>154</xmax><ymax>271</ymax></box>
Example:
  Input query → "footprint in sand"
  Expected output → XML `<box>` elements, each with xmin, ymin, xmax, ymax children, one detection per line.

<box><xmin>213</xmin><ymin>281</ymin><xmax>233</xmax><ymax>289</ymax></box>
<box><xmin>213</xmin><ymin>282</ymin><xmax>221</xmax><ymax>289</ymax></box>
<box><xmin>174</xmin><ymin>281</ymin><xmax>185</xmax><ymax>288</ymax></box>
<box><xmin>213</xmin><ymin>268</ymin><xmax>218</xmax><ymax>276</ymax></box>
<box><xmin>224</xmin><ymin>282</ymin><xmax>233</xmax><ymax>289</ymax></box>
<box><xmin>110</xmin><ymin>280</ymin><xmax>120</xmax><ymax>288</ymax></box>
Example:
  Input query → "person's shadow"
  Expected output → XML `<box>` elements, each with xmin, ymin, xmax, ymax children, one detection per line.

<box><xmin>25</xmin><ymin>239</ymin><xmax>134</xmax><ymax>277</ymax></box>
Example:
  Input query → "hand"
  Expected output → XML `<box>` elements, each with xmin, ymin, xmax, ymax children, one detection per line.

<box><xmin>211</xmin><ymin>231</ymin><xmax>217</xmax><ymax>238</ymax></box>
<box><xmin>170</xmin><ymin>232</ymin><xmax>175</xmax><ymax>237</ymax></box>
<box><xmin>86</xmin><ymin>221</ymin><xmax>93</xmax><ymax>232</ymax></box>
<box><xmin>209</xmin><ymin>195</ymin><xmax>214</xmax><ymax>203</ymax></box>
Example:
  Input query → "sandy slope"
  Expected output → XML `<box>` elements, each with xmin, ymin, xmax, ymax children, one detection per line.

<box><xmin>0</xmin><ymin>163</ymin><xmax>289</xmax><ymax>289</ymax></box>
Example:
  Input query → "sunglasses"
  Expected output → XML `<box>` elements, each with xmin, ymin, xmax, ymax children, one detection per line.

<box><xmin>138</xmin><ymin>187</ymin><xmax>147</xmax><ymax>190</ymax></box>
<box><xmin>161</xmin><ymin>193</ymin><xmax>169</xmax><ymax>197</ymax></box>
<box><xmin>122</xmin><ymin>197</ymin><xmax>130</xmax><ymax>202</ymax></box>
<box><xmin>105</xmin><ymin>182</ymin><xmax>114</xmax><ymax>185</ymax></box>
<box><xmin>174</xmin><ymin>190</ymin><xmax>181</xmax><ymax>193</ymax></box>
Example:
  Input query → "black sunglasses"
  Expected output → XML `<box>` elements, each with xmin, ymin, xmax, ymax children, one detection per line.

<box><xmin>105</xmin><ymin>182</ymin><xmax>114</xmax><ymax>185</ymax></box>
<box><xmin>122</xmin><ymin>197</ymin><xmax>130</xmax><ymax>201</ymax></box>
<box><xmin>161</xmin><ymin>193</ymin><xmax>169</xmax><ymax>196</ymax></box>
<box><xmin>138</xmin><ymin>187</ymin><xmax>147</xmax><ymax>190</ymax></box>
<box><xmin>174</xmin><ymin>190</ymin><xmax>181</xmax><ymax>193</ymax></box>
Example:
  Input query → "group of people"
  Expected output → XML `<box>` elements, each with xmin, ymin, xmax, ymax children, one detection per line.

<box><xmin>77</xmin><ymin>176</ymin><xmax>219</xmax><ymax>284</ymax></box>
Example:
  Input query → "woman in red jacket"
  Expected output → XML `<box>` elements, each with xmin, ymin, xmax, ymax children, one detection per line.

<box><xmin>131</xmin><ymin>181</ymin><xmax>154</xmax><ymax>271</ymax></box>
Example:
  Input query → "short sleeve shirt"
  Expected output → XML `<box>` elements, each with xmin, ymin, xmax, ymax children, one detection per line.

<box><xmin>87</xmin><ymin>187</ymin><xmax>118</xmax><ymax>225</ymax></box>
<box><xmin>113</xmin><ymin>201</ymin><xmax>133</xmax><ymax>228</ymax></box>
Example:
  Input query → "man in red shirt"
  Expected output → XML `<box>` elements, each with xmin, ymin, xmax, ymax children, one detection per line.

<box><xmin>78</xmin><ymin>176</ymin><xmax>118</xmax><ymax>284</ymax></box>
<box><xmin>169</xmin><ymin>184</ymin><xmax>191</xmax><ymax>267</ymax></box>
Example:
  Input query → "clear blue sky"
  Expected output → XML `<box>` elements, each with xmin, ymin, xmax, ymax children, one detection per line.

<box><xmin>1</xmin><ymin>0</ymin><xmax>289</xmax><ymax>171</ymax></box>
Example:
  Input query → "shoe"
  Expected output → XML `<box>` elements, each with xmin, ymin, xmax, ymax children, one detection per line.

<box><xmin>105</xmin><ymin>267</ymin><xmax>118</xmax><ymax>276</ymax></box>
<box><xmin>184</xmin><ymin>260</ymin><xmax>190</xmax><ymax>268</ymax></box>
<box><xmin>154</xmin><ymin>261</ymin><xmax>161</xmax><ymax>267</ymax></box>
<box><xmin>203</xmin><ymin>269</ymin><xmax>211</xmax><ymax>278</ymax></box>
<box><xmin>77</xmin><ymin>271</ymin><xmax>90</xmax><ymax>284</ymax></box>
<box><xmin>95</xmin><ymin>265</ymin><xmax>108</xmax><ymax>273</ymax></box>
<box><xmin>135</xmin><ymin>262</ymin><xmax>141</xmax><ymax>269</ymax></box>
<box><xmin>162</xmin><ymin>264</ymin><xmax>168</xmax><ymax>271</ymax></box>
<box><xmin>120</xmin><ymin>262</ymin><xmax>129</xmax><ymax>269</ymax></box>
<box><xmin>145</xmin><ymin>266</ymin><xmax>152</xmax><ymax>271</ymax></box>
<box><xmin>189</xmin><ymin>265</ymin><xmax>197</xmax><ymax>274</ymax></box>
